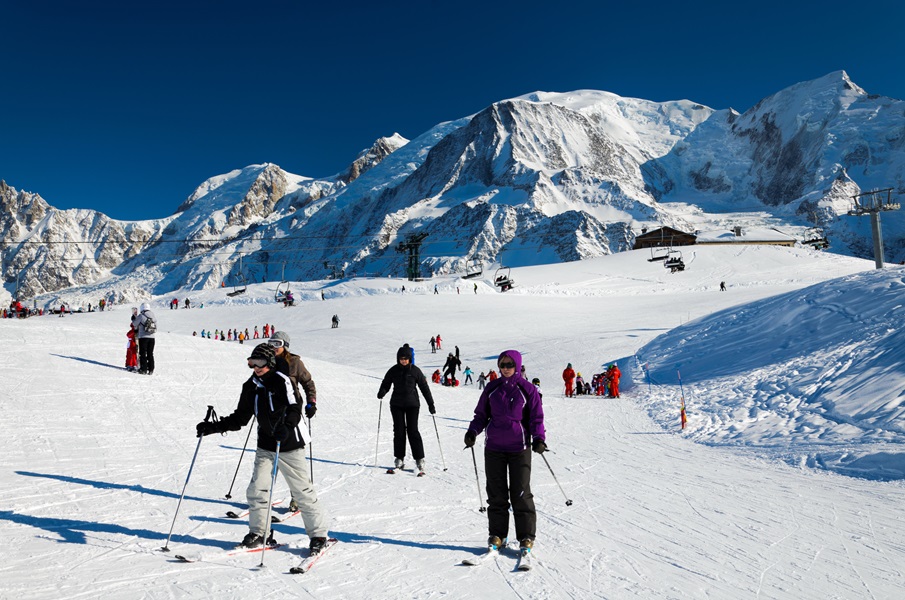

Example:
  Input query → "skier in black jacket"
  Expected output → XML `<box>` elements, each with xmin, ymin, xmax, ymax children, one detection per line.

<box><xmin>196</xmin><ymin>343</ymin><xmax>329</xmax><ymax>553</ymax></box>
<box><xmin>442</xmin><ymin>352</ymin><xmax>460</xmax><ymax>385</ymax></box>
<box><xmin>377</xmin><ymin>343</ymin><xmax>436</xmax><ymax>473</ymax></box>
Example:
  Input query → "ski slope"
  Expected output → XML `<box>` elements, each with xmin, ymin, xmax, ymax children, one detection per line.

<box><xmin>2</xmin><ymin>245</ymin><xmax>903</xmax><ymax>599</ymax></box>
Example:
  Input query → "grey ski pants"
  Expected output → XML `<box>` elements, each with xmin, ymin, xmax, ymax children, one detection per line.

<box><xmin>247</xmin><ymin>447</ymin><xmax>328</xmax><ymax>539</ymax></box>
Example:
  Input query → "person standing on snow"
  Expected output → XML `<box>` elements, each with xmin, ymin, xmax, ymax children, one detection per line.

<box><xmin>607</xmin><ymin>364</ymin><xmax>622</xmax><ymax>398</ymax></box>
<box><xmin>195</xmin><ymin>343</ymin><xmax>330</xmax><ymax>553</ymax></box>
<box><xmin>464</xmin><ymin>350</ymin><xmax>546</xmax><ymax>555</ymax></box>
<box><xmin>125</xmin><ymin>324</ymin><xmax>139</xmax><ymax>372</ymax></box>
<box><xmin>442</xmin><ymin>352</ymin><xmax>460</xmax><ymax>385</ymax></box>
<box><xmin>477</xmin><ymin>371</ymin><xmax>487</xmax><ymax>389</ymax></box>
<box><xmin>463</xmin><ymin>366</ymin><xmax>474</xmax><ymax>385</ymax></box>
<box><xmin>429</xmin><ymin>336</ymin><xmax>437</xmax><ymax>354</ymax></box>
<box><xmin>562</xmin><ymin>363</ymin><xmax>576</xmax><ymax>397</ymax></box>
<box><xmin>268</xmin><ymin>331</ymin><xmax>318</xmax><ymax>513</ymax></box>
<box><xmin>377</xmin><ymin>343</ymin><xmax>436</xmax><ymax>473</ymax></box>
<box><xmin>132</xmin><ymin>302</ymin><xmax>157</xmax><ymax>375</ymax></box>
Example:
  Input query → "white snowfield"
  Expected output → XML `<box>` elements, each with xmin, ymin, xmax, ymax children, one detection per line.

<box><xmin>1</xmin><ymin>245</ymin><xmax>903</xmax><ymax>599</ymax></box>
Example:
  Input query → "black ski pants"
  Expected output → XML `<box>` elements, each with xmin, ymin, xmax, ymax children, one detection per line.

<box><xmin>138</xmin><ymin>337</ymin><xmax>156</xmax><ymax>373</ymax></box>
<box><xmin>485</xmin><ymin>448</ymin><xmax>536</xmax><ymax>542</ymax></box>
<box><xmin>484</xmin><ymin>448</ymin><xmax>537</xmax><ymax>541</ymax></box>
<box><xmin>390</xmin><ymin>405</ymin><xmax>425</xmax><ymax>460</ymax></box>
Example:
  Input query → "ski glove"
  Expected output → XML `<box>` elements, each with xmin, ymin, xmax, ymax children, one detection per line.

<box><xmin>273</xmin><ymin>423</ymin><xmax>290</xmax><ymax>442</ymax></box>
<box><xmin>463</xmin><ymin>431</ymin><xmax>476</xmax><ymax>448</ymax></box>
<box><xmin>428</xmin><ymin>404</ymin><xmax>436</xmax><ymax>415</ymax></box>
<box><xmin>532</xmin><ymin>439</ymin><xmax>547</xmax><ymax>454</ymax></box>
<box><xmin>196</xmin><ymin>421</ymin><xmax>219</xmax><ymax>437</ymax></box>
<box><xmin>305</xmin><ymin>403</ymin><xmax>317</xmax><ymax>419</ymax></box>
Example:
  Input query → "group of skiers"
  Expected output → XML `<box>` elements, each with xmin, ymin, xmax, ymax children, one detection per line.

<box><xmin>562</xmin><ymin>362</ymin><xmax>621</xmax><ymax>397</ymax></box>
<box><xmin>169</xmin><ymin>297</ymin><xmax>192</xmax><ymax>309</ymax></box>
<box><xmin>192</xmin><ymin>323</ymin><xmax>277</xmax><ymax>343</ymax></box>
<box><xmin>192</xmin><ymin>328</ymin><xmax>550</xmax><ymax>562</ymax></box>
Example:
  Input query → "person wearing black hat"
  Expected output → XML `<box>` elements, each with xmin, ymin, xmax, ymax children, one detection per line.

<box><xmin>196</xmin><ymin>343</ymin><xmax>329</xmax><ymax>553</ymax></box>
<box><xmin>377</xmin><ymin>343</ymin><xmax>436</xmax><ymax>473</ymax></box>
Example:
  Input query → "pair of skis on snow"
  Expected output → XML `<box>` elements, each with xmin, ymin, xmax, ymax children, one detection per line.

<box><xmin>173</xmin><ymin>538</ymin><xmax>338</xmax><ymax>573</ymax></box>
<box><xmin>172</xmin><ymin>501</ymin><xmax>337</xmax><ymax>573</ymax></box>
<box><xmin>461</xmin><ymin>542</ymin><xmax>533</xmax><ymax>571</ymax></box>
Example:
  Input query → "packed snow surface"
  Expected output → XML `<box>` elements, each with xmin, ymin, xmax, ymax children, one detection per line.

<box><xmin>2</xmin><ymin>245</ymin><xmax>903</xmax><ymax>599</ymax></box>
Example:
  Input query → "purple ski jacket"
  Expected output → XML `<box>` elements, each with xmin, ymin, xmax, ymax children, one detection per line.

<box><xmin>467</xmin><ymin>350</ymin><xmax>545</xmax><ymax>452</ymax></box>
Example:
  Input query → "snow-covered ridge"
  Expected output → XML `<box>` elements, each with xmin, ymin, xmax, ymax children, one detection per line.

<box><xmin>2</xmin><ymin>71</ymin><xmax>904</xmax><ymax>305</ymax></box>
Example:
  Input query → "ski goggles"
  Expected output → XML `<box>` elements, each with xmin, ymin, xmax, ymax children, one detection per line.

<box><xmin>498</xmin><ymin>361</ymin><xmax>516</xmax><ymax>370</ymax></box>
<box><xmin>267</xmin><ymin>339</ymin><xmax>285</xmax><ymax>348</ymax></box>
<box><xmin>247</xmin><ymin>358</ymin><xmax>269</xmax><ymax>368</ymax></box>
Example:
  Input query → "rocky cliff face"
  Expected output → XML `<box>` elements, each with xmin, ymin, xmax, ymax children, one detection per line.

<box><xmin>3</xmin><ymin>72</ymin><xmax>904</xmax><ymax>304</ymax></box>
<box><xmin>646</xmin><ymin>71</ymin><xmax>905</xmax><ymax>258</ymax></box>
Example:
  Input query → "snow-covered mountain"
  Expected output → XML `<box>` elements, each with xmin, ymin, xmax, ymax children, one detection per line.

<box><xmin>2</xmin><ymin>71</ymin><xmax>903</xmax><ymax>305</ymax></box>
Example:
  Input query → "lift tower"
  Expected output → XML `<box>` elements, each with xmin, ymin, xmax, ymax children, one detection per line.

<box><xmin>847</xmin><ymin>188</ymin><xmax>900</xmax><ymax>269</ymax></box>
<box><xmin>395</xmin><ymin>232</ymin><xmax>428</xmax><ymax>281</ymax></box>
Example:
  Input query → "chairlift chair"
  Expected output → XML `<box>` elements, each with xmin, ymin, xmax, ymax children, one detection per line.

<box><xmin>802</xmin><ymin>228</ymin><xmax>829</xmax><ymax>250</ymax></box>
<box><xmin>227</xmin><ymin>273</ymin><xmax>248</xmax><ymax>297</ymax></box>
<box><xmin>664</xmin><ymin>250</ymin><xmax>685</xmax><ymax>273</ymax></box>
<box><xmin>274</xmin><ymin>280</ymin><xmax>290</xmax><ymax>302</ymax></box>
<box><xmin>648</xmin><ymin>247</ymin><xmax>669</xmax><ymax>262</ymax></box>
<box><xmin>494</xmin><ymin>266</ymin><xmax>515</xmax><ymax>292</ymax></box>
<box><xmin>463</xmin><ymin>258</ymin><xmax>483</xmax><ymax>279</ymax></box>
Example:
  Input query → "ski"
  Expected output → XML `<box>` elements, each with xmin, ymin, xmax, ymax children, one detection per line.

<box><xmin>289</xmin><ymin>538</ymin><xmax>338</xmax><ymax>574</ymax></box>
<box><xmin>461</xmin><ymin>547</ymin><xmax>499</xmax><ymax>566</ymax></box>
<box><xmin>515</xmin><ymin>547</ymin><xmax>533</xmax><ymax>571</ymax></box>
<box><xmin>226</xmin><ymin>498</ymin><xmax>285</xmax><ymax>519</ymax></box>
<box><xmin>174</xmin><ymin>541</ymin><xmax>283</xmax><ymax>563</ymax></box>
<box><xmin>272</xmin><ymin>509</ymin><xmax>300</xmax><ymax>524</ymax></box>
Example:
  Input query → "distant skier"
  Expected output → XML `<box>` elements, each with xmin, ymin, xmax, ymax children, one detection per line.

<box><xmin>463</xmin><ymin>366</ymin><xmax>474</xmax><ymax>385</ymax></box>
<box><xmin>331</xmin><ymin>314</ymin><xmax>339</xmax><ymax>328</ymax></box>
<box><xmin>125</xmin><ymin>325</ymin><xmax>139</xmax><ymax>372</ymax></box>
<box><xmin>132</xmin><ymin>302</ymin><xmax>157</xmax><ymax>375</ymax></box>
<box><xmin>562</xmin><ymin>363</ymin><xmax>576</xmax><ymax>398</ymax></box>
<box><xmin>377</xmin><ymin>344</ymin><xmax>436</xmax><ymax>474</ymax></box>
<box><xmin>429</xmin><ymin>336</ymin><xmax>437</xmax><ymax>353</ymax></box>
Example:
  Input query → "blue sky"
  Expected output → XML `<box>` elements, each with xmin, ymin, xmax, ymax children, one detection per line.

<box><xmin>2</xmin><ymin>0</ymin><xmax>902</xmax><ymax>221</ymax></box>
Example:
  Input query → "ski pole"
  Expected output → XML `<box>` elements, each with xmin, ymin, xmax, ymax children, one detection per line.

<box><xmin>259</xmin><ymin>440</ymin><xmax>281</xmax><ymax>568</ymax></box>
<box><xmin>225</xmin><ymin>415</ymin><xmax>255</xmax><ymax>499</ymax></box>
<box><xmin>431</xmin><ymin>414</ymin><xmax>448</xmax><ymax>471</ymax></box>
<box><xmin>307</xmin><ymin>417</ymin><xmax>314</xmax><ymax>484</ymax></box>
<box><xmin>374</xmin><ymin>399</ymin><xmax>383</xmax><ymax>467</ymax></box>
<box><xmin>161</xmin><ymin>405</ymin><xmax>216</xmax><ymax>552</ymax></box>
<box><xmin>540</xmin><ymin>453</ymin><xmax>573</xmax><ymax>506</ymax></box>
<box><xmin>469</xmin><ymin>446</ymin><xmax>486</xmax><ymax>512</ymax></box>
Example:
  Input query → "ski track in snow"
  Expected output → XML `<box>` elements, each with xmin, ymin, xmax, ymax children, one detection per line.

<box><xmin>1</xmin><ymin>246</ymin><xmax>904</xmax><ymax>599</ymax></box>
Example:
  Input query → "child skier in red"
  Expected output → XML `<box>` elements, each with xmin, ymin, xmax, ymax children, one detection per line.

<box><xmin>126</xmin><ymin>326</ymin><xmax>139</xmax><ymax>372</ymax></box>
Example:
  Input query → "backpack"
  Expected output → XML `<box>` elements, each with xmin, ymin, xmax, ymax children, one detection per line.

<box><xmin>142</xmin><ymin>312</ymin><xmax>157</xmax><ymax>334</ymax></box>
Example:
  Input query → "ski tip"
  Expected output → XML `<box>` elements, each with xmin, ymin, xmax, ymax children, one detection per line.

<box><xmin>386</xmin><ymin>469</ymin><xmax>395</xmax><ymax>474</ymax></box>
<box><xmin>225</xmin><ymin>511</ymin><xmax>240</xmax><ymax>518</ymax></box>
<box><xmin>417</xmin><ymin>471</ymin><xmax>426</xmax><ymax>477</ymax></box>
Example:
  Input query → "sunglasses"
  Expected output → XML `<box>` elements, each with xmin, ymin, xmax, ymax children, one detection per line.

<box><xmin>498</xmin><ymin>361</ymin><xmax>516</xmax><ymax>369</ymax></box>
<box><xmin>268</xmin><ymin>339</ymin><xmax>285</xmax><ymax>348</ymax></box>
<box><xmin>247</xmin><ymin>358</ymin><xmax>269</xmax><ymax>368</ymax></box>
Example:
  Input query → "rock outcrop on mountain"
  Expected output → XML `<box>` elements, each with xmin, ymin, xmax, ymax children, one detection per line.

<box><xmin>2</xmin><ymin>72</ymin><xmax>903</xmax><ymax>305</ymax></box>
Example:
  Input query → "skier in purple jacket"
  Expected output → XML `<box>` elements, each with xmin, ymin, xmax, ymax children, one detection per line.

<box><xmin>464</xmin><ymin>350</ymin><xmax>546</xmax><ymax>554</ymax></box>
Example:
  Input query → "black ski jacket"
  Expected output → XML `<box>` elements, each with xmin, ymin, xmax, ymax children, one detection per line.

<box><xmin>378</xmin><ymin>363</ymin><xmax>435</xmax><ymax>411</ymax></box>
<box><xmin>217</xmin><ymin>368</ymin><xmax>306</xmax><ymax>452</ymax></box>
